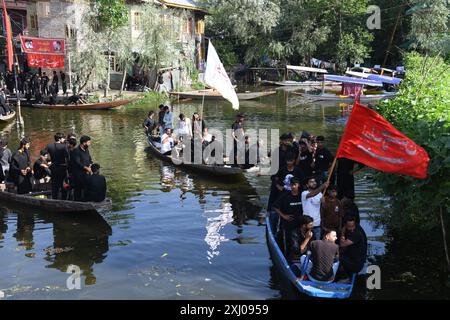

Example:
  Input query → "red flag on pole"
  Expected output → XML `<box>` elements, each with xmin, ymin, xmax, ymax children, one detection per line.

<box><xmin>336</xmin><ymin>101</ymin><xmax>430</xmax><ymax>179</ymax></box>
<box><xmin>2</xmin><ymin>0</ymin><xmax>13</xmax><ymax>71</ymax></box>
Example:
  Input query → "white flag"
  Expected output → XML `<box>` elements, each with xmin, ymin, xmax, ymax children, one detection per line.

<box><xmin>204</xmin><ymin>41</ymin><xmax>239</xmax><ymax>110</ymax></box>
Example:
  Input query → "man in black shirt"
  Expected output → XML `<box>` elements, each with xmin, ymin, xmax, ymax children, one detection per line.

<box><xmin>275</xmin><ymin>153</ymin><xmax>305</xmax><ymax>192</ymax></box>
<box><xmin>296</xmin><ymin>140</ymin><xmax>313</xmax><ymax>178</ymax></box>
<box><xmin>46</xmin><ymin>133</ymin><xmax>69</xmax><ymax>199</ymax></box>
<box><xmin>33</xmin><ymin>149</ymin><xmax>51</xmax><ymax>182</ymax></box>
<box><xmin>41</xmin><ymin>72</ymin><xmax>49</xmax><ymax>96</ymax></box>
<box><xmin>290</xmin><ymin>215</ymin><xmax>314</xmax><ymax>269</ymax></box>
<box><xmin>70</xmin><ymin>135</ymin><xmax>93</xmax><ymax>201</ymax></box>
<box><xmin>85</xmin><ymin>164</ymin><xmax>106</xmax><ymax>202</ymax></box>
<box><xmin>10</xmin><ymin>138</ymin><xmax>32</xmax><ymax>194</ymax></box>
<box><xmin>312</xmin><ymin>135</ymin><xmax>334</xmax><ymax>184</ymax></box>
<box><xmin>339</xmin><ymin>216</ymin><xmax>367</xmax><ymax>277</ymax></box>
<box><xmin>60</xmin><ymin>71</ymin><xmax>67</xmax><ymax>95</ymax></box>
<box><xmin>272</xmin><ymin>178</ymin><xmax>303</xmax><ymax>256</ymax></box>
<box><xmin>143</xmin><ymin>111</ymin><xmax>156</xmax><ymax>135</ymax></box>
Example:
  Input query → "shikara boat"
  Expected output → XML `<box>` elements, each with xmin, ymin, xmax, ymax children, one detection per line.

<box><xmin>146</xmin><ymin>135</ymin><xmax>244</xmax><ymax>178</ymax></box>
<box><xmin>170</xmin><ymin>89</ymin><xmax>276</xmax><ymax>101</ymax></box>
<box><xmin>0</xmin><ymin>110</ymin><xmax>16</xmax><ymax>122</ymax></box>
<box><xmin>292</xmin><ymin>75</ymin><xmax>397</xmax><ymax>103</ymax></box>
<box><xmin>29</xmin><ymin>98</ymin><xmax>136</xmax><ymax>110</ymax></box>
<box><xmin>266</xmin><ymin>211</ymin><xmax>356</xmax><ymax>299</ymax></box>
<box><xmin>0</xmin><ymin>184</ymin><xmax>112</xmax><ymax>214</ymax></box>
<box><xmin>261</xmin><ymin>66</ymin><xmax>338</xmax><ymax>87</ymax></box>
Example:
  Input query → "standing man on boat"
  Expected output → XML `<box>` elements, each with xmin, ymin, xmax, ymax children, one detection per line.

<box><xmin>10</xmin><ymin>138</ymin><xmax>33</xmax><ymax>194</ymax></box>
<box><xmin>231</xmin><ymin>114</ymin><xmax>245</xmax><ymax>165</ymax></box>
<box><xmin>143</xmin><ymin>111</ymin><xmax>157</xmax><ymax>136</ymax></box>
<box><xmin>312</xmin><ymin>136</ymin><xmax>334</xmax><ymax>184</ymax></box>
<box><xmin>320</xmin><ymin>185</ymin><xmax>344</xmax><ymax>235</ymax></box>
<box><xmin>46</xmin><ymin>133</ymin><xmax>70</xmax><ymax>200</ymax></box>
<box><xmin>272</xmin><ymin>178</ymin><xmax>304</xmax><ymax>256</ymax></box>
<box><xmin>163</xmin><ymin>106</ymin><xmax>173</xmax><ymax>131</ymax></box>
<box><xmin>301</xmin><ymin>177</ymin><xmax>329</xmax><ymax>240</ymax></box>
<box><xmin>70</xmin><ymin>136</ymin><xmax>93</xmax><ymax>201</ymax></box>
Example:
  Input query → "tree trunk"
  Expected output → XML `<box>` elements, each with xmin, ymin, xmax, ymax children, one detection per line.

<box><xmin>105</xmin><ymin>50</ymin><xmax>111</xmax><ymax>98</ymax></box>
<box><xmin>120</xmin><ymin>69</ymin><xmax>127</xmax><ymax>96</ymax></box>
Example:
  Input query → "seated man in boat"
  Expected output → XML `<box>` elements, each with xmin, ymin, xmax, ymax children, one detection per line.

<box><xmin>299</xmin><ymin>228</ymin><xmax>340</xmax><ymax>283</ymax></box>
<box><xmin>33</xmin><ymin>149</ymin><xmax>52</xmax><ymax>183</ymax></box>
<box><xmin>289</xmin><ymin>215</ymin><xmax>314</xmax><ymax>270</ymax></box>
<box><xmin>272</xmin><ymin>178</ymin><xmax>303</xmax><ymax>256</ymax></box>
<box><xmin>84</xmin><ymin>163</ymin><xmax>107</xmax><ymax>202</ymax></box>
<box><xmin>161</xmin><ymin>128</ymin><xmax>175</xmax><ymax>156</ymax></box>
<box><xmin>143</xmin><ymin>111</ymin><xmax>157</xmax><ymax>136</ymax></box>
<box><xmin>338</xmin><ymin>216</ymin><xmax>367</xmax><ymax>279</ymax></box>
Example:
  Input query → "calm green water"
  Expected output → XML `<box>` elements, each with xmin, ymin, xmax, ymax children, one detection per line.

<box><xmin>0</xmin><ymin>90</ymin><xmax>426</xmax><ymax>299</ymax></box>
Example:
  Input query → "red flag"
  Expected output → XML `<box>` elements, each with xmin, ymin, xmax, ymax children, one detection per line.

<box><xmin>2</xmin><ymin>0</ymin><xmax>13</xmax><ymax>72</ymax></box>
<box><xmin>336</xmin><ymin>101</ymin><xmax>430</xmax><ymax>179</ymax></box>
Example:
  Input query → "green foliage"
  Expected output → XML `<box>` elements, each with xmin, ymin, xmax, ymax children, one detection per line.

<box><xmin>408</xmin><ymin>0</ymin><xmax>450</xmax><ymax>57</ymax></box>
<box><xmin>94</xmin><ymin>0</ymin><xmax>129</xmax><ymax>31</ymax></box>
<box><xmin>132</xmin><ymin>91</ymin><xmax>167</xmax><ymax>108</ymax></box>
<box><xmin>375</xmin><ymin>52</ymin><xmax>450</xmax><ymax>232</ymax></box>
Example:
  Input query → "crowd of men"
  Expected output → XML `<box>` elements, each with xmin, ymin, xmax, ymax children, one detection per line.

<box><xmin>0</xmin><ymin>133</ymin><xmax>106</xmax><ymax>203</ymax></box>
<box><xmin>268</xmin><ymin>131</ymin><xmax>367</xmax><ymax>283</ymax></box>
<box><xmin>0</xmin><ymin>70</ymin><xmax>69</xmax><ymax>105</ymax></box>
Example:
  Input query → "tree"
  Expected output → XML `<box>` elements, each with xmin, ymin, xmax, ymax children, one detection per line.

<box><xmin>93</xmin><ymin>0</ymin><xmax>129</xmax><ymax>97</ymax></box>
<box><xmin>114</xmin><ymin>27</ymin><xmax>136</xmax><ymax>95</ymax></box>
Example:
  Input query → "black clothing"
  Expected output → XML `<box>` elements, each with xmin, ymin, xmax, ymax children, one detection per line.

<box><xmin>70</xmin><ymin>146</ymin><xmax>92</xmax><ymax>201</ymax></box>
<box><xmin>46</xmin><ymin>142</ymin><xmax>69</xmax><ymax>199</ymax></box>
<box><xmin>341</xmin><ymin>226</ymin><xmax>367</xmax><ymax>274</ymax></box>
<box><xmin>33</xmin><ymin>159</ymin><xmax>51</xmax><ymax>180</ymax></box>
<box><xmin>297</xmin><ymin>150</ymin><xmax>313</xmax><ymax>178</ymax></box>
<box><xmin>337</xmin><ymin>158</ymin><xmax>364</xmax><ymax>200</ymax></box>
<box><xmin>276</xmin><ymin>166</ymin><xmax>305</xmax><ymax>188</ymax></box>
<box><xmin>158</xmin><ymin>110</ymin><xmax>165</xmax><ymax>126</ymax></box>
<box><xmin>314</xmin><ymin>147</ymin><xmax>333</xmax><ymax>173</ymax></box>
<box><xmin>310</xmin><ymin>240</ymin><xmax>339</xmax><ymax>282</ymax></box>
<box><xmin>10</xmin><ymin>149</ymin><xmax>32</xmax><ymax>194</ymax></box>
<box><xmin>85</xmin><ymin>174</ymin><xmax>107</xmax><ymax>202</ymax></box>
<box><xmin>272</xmin><ymin>191</ymin><xmax>303</xmax><ymax>230</ymax></box>
<box><xmin>289</xmin><ymin>228</ymin><xmax>312</xmax><ymax>263</ymax></box>
<box><xmin>143</xmin><ymin>118</ymin><xmax>156</xmax><ymax>134</ymax></box>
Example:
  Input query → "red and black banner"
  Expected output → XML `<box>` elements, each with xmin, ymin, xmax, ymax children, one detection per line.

<box><xmin>19</xmin><ymin>36</ymin><xmax>65</xmax><ymax>69</ymax></box>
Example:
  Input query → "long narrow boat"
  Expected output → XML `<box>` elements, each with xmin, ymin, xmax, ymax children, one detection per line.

<box><xmin>261</xmin><ymin>66</ymin><xmax>338</xmax><ymax>87</ymax></box>
<box><xmin>266</xmin><ymin>211</ymin><xmax>356</xmax><ymax>299</ymax></box>
<box><xmin>293</xmin><ymin>91</ymin><xmax>397</xmax><ymax>103</ymax></box>
<box><xmin>292</xmin><ymin>75</ymin><xmax>397</xmax><ymax>103</ymax></box>
<box><xmin>146</xmin><ymin>135</ymin><xmax>243</xmax><ymax>177</ymax></box>
<box><xmin>170</xmin><ymin>89</ymin><xmax>276</xmax><ymax>101</ymax></box>
<box><xmin>0</xmin><ymin>188</ymin><xmax>112</xmax><ymax>214</ymax></box>
<box><xmin>29</xmin><ymin>98</ymin><xmax>136</xmax><ymax>110</ymax></box>
<box><xmin>0</xmin><ymin>110</ymin><xmax>16</xmax><ymax>122</ymax></box>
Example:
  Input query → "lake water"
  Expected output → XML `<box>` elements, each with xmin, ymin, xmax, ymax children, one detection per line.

<box><xmin>0</xmin><ymin>90</ymin><xmax>393</xmax><ymax>299</ymax></box>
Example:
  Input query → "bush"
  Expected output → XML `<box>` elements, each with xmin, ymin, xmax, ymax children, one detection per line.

<box><xmin>374</xmin><ymin>52</ymin><xmax>450</xmax><ymax>232</ymax></box>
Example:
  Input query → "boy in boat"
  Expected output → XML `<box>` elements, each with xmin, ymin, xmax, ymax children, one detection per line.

<box><xmin>10</xmin><ymin>138</ymin><xmax>33</xmax><ymax>194</ymax></box>
<box><xmin>299</xmin><ymin>228</ymin><xmax>340</xmax><ymax>283</ymax></box>
<box><xmin>33</xmin><ymin>149</ymin><xmax>52</xmax><ymax>183</ymax></box>
<box><xmin>272</xmin><ymin>178</ymin><xmax>303</xmax><ymax>256</ymax></box>
<box><xmin>320</xmin><ymin>185</ymin><xmax>344</xmax><ymax>235</ymax></box>
<box><xmin>85</xmin><ymin>163</ymin><xmax>107</xmax><ymax>203</ymax></box>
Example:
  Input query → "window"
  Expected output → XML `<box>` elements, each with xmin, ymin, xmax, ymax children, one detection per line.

<box><xmin>65</xmin><ymin>25</ymin><xmax>76</xmax><ymax>39</ymax></box>
<box><xmin>30</xmin><ymin>14</ymin><xmax>38</xmax><ymax>30</ymax></box>
<box><xmin>106</xmin><ymin>54</ymin><xmax>121</xmax><ymax>73</ymax></box>
<box><xmin>196</xmin><ymin>19</ymin><xmax>205</xmax><ymax>35</ymax></box>
<box><xmin>37</xmin><ymin>2</ymin><xmax>50</xmax><ymax>17</ymax></box>
<box><xmin>133</xmin><ymin>12</ymin><xmax>142</xmax><ymax>31</ymax></box>
<box><xmin>187</xmin><ymin>17</ymin><xmax>193</xmax><ymax>35</ymax></box>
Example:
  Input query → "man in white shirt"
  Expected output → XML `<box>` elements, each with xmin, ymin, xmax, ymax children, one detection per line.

<box><xmin>161</xmin><ymin>128</ymin><xmax>174</xmax><ymax>155</ymax></box>
<box><xmin>301</xmin><ymin>177</ymin><xmax>329</xmax><ymax>241</ymax></box>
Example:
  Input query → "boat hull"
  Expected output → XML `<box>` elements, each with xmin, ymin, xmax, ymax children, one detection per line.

<box><xmin>0</xmin><ymin>111</ymin><xmax>16</xmax><ymax>122</ymax></box>
<box><xmin>146</xmin><ymin>135</ymin><xmax>243</xmax><ymax>177</ymax></box>
<box><xmin>293</xmin><ymin>92</ymin><xmax>396</xmax><ymax>103</ymax></box>
<box><xmin>29</xmin><ymin>99</ymin><xmax>135</xmax><ymax>110</ymax></box>
<box><xmin>266</xmin><ymin>211</ymin><xmax>355</xmax><ymax>299</ymax></box>
<box><xmin>170</xmin><ymin>90</ymin><xmax>276</xmax><ymax>101</ymax></box>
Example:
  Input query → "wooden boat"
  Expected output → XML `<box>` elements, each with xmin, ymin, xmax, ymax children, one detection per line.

<box><xmin>170</xmin><ymin>89</ymin><xmax>276</xmax><ymax>101</ymax></box>
<box><xmin>266</xmin><ymin>211</ymin><xmax>356</xmax><ymax>299</ymax></box>
<box><xmin>146</xmin><ymin>135</ymin><xmax>243</xmax><ymax>177</ymax></box>
<box><xmin>293</xmin><ymin>91</ymin><xmax>397</xmax><ymax>103</ymax></box>
<box><xmin>0</xmin><ymin>184</ymin><xmax>112</xmax><ymax>214</ymax></box>
<box><xmin>0</xmin><ymin>110</ymin><xmax>15</xmax><ymax>122</ymax></box>
<box><xmin>29</xmin><ymin>98</ymin><xmax>136</xmax><ymax>110</ymax></box>
<box><xmin>261</xmin><ymin>66</ymin><xmax>338</xmax><ymax>87</ymax></box>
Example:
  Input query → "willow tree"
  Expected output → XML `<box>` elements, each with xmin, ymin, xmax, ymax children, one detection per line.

<box><xmin>135</xmin><ymin>4</ymin><xmax>181</xmax><ymax>88</ymax></box>
<box><xmin>93</xmin><ymin>0</ymin><xmax>129</xmax><ymax>97</ymax></box>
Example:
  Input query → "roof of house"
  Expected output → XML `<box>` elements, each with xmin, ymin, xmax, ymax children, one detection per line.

<box><xmin>158</xmin><ymin>0</ymin><xmax>207</xmax><ymax>13</ymax></box>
